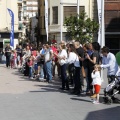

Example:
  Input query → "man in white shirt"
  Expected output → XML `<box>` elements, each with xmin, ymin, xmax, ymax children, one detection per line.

<box><xmin>44</xmin><ymin>44</ymin><xmax>53</xmax><ymax>82</ymax></box>
<box><xmin>100</xmin><ymin>46</ymin><xmax>118</xmax><ymax>83</ymax></box>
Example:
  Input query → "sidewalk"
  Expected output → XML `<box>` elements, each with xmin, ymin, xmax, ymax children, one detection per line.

<box><xmin>0</xmin><ymin>64</ymin><xmax>119</xmax><ymax>120</ymax></box>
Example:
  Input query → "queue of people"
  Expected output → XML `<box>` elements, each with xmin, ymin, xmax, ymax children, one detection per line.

<box><xmin>4</xmin><ymin>40</ymin><xmax>119</xmax><ymax>104</ymax></box>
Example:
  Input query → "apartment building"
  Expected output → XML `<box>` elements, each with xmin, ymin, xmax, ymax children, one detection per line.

<box><xmin>0</xmin><ymin>0</ymin><xmax>19</xmax><ymax>49</ymax></box>
<box><xmin>38</xmin><ymin>0</ymin><xmax>98</xmax><ymax>43</ymax></box>
<box><xmin>18</xmin><ymin>0</ymin><xmax>38</xmax><ymax>42</ymax></box>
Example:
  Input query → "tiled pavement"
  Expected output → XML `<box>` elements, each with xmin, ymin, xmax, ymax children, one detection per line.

<box><xmin>0</xmin><ymin>64</ymin><xmax>120</xmax><ymax>120</ymax></box>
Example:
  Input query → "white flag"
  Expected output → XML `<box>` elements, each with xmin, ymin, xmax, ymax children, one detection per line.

<box><xmin>45</xmin><ymin>0</ymin><xmax>48</xmax><ymax>42</ymax></box>
<box><xmin>97</xmin><ymin>0</ymin><xmax>102</xmax><ymax>44</ymax></box>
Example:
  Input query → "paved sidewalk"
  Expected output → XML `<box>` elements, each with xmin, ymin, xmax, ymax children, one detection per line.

<box><xmin>0</xmin><ymin>64</ymin><xmax>120</xmax><ymax>120</ymax></box>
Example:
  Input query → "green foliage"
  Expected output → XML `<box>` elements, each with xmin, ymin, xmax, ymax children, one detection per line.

<box><xmin>64</xmin><ymin>12</ymin><xmax>99</xmax><ymax>44</ymax></box>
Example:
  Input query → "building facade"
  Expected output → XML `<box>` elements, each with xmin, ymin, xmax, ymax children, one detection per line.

<box><xmin>0</xmin><ymin>0</ymin><xmax>19</xmax><ymax>49</ymax></box>
<box><xmin>38</xmin><ymin>0</ymin><xmax>98</xmax><ymax>43</ymax></box>
<box><xmin>105</xmin><ymin>0</ymin><xmax>120</xmax><ymax>54</ymax></box>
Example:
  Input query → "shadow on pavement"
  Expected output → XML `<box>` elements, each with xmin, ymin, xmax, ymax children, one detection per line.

<box><xmin>30</xmin><ymin>84</ymin><xmax>69</xmax><ymax>94</ymax></box>
<box><xmin>70</xmin><ymin>96</ymin><xmax>104</xmax><ymax>103</ymax></box>
<box><xmin>84</xmin><ymin>106</ymin><xmax>120</xmax><ymax>120</ymax></box>
<box><xmin>71</xmin><ymin>98</ymin><xmax>92</xmax><ymax>103</ymax></box>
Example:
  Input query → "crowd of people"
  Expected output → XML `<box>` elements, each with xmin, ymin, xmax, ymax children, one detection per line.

<box><xmin>4</xmin><ymin>40</ymin><xmax>119</xmax><ymax>104</ymax></box>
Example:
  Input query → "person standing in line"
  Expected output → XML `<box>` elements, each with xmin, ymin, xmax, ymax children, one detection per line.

<box><xmin>74</xmin><ymin>41</ymin><xmax>84</xmax><ymax>92</ymax></box>
<box><xmin>67</xmin><ymin>44</ymin><xmax>80</xmax><ymax>93</ymax></box>
<box><xmin>54</xmin><ymin>43</ymin><xmax>69</xmax><ymax>90</ymax></box>
<box><xmin>27</xmin><ymin>56</ymin><xmax>33</xmax><ymax>79</ymax></box>
<box><xmin>39</xmin><ymin>45</ymin><xmax>46</xmax><ymax>81</ymax></box>
<box><xmin>82</xmin><ymin>43</ymin><xmax>91</xmax><ymax>93</ymax></box>
<box><xmin>51</xmin><ymin>43</ymin><xmax>58</xmax><ymax>77</ymax></box>
<box><xmin>99</xmin><ymin>46</ymin><xmax>118</xmax><ymax>83</ymax></box>
<box><xmin>44</xmin><ymin>44</ymin><xmax>53</xmax><ymax>83</ymax></box>
<box><xmin>5</xmin><ymin>44</ymin><xmax>12</xmax><ymax>68</ymax></box>
<box><xmin>86</xmin><ymin>42</ymin><xmax>101</xmax><ymax>95</ymax></box>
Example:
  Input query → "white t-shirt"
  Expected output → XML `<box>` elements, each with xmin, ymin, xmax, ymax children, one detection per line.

<box><xmin>45</xmin><ymin>49</ymin><xmax>53</xmax><ymax>62</ymax></box>
<box><xmin>91</xmin><ymin>71</ymin><xmax>102</xmax><ymax>85</ymax></box>
<box><xmin>58</xmin><ymin>49</ymin><xmax>67</xmax><ymax>66</ymax></box>
<box><xmin>67</xmin><ymin>52</ymin><xmax>80</xmax><ymax>67</ymax></box>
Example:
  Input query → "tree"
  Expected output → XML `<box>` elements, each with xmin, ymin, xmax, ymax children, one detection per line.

<box><xmin>64</xmin><ymin>12</ymin><xmax>99</xmax><ymax>44</ymax></box>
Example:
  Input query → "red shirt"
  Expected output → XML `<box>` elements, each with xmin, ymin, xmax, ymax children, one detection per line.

<box><xmin>51</xmin><ymin>46</ymin><xmax>58</xmax><ymax>62</ymax></box>
<box><xmin>32</xmin><ymin>50</ymin><xmax>37</xmax><ymax>56</ymax></box>
<box><xmin>27</xmin><ymin>60</ymin><xmax>33</xmax><ymax>67</ymax></box>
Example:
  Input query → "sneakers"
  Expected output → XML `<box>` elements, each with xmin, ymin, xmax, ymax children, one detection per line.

<box><xmin>90</xmin><ymin>94</ymin><xmax>97</xmax><ymax>98</ymax></box>
<box><xmin>39</xmin><ymin>78</ymin><xmax>44</xmax><ymax>82</ymax></box>
<box><xmin>93</xmin><ymin>100</ymin><xmax>100</xmax><ymax>104</ymax></box>
<box><xmin>30</xmin><ymin>77</ymin><xmax>34</xmax><ymax>80</ymax></box>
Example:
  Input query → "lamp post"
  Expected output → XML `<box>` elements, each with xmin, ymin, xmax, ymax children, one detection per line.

<box><xmin>77</xmin><ymin>0</ymin><xmax>80</xmax><ymax>17</ymax></box>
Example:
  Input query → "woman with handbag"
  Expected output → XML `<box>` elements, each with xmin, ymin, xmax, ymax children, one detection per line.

<box><xmin>67</xmin><ymin>44</ymin><xmax>81</xmax><ymax>95</ymax></box>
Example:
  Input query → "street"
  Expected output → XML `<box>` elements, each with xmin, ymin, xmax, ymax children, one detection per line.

<box><xmin>0</xmin><ymin>64</ymin><xmax>120</xmax><ymax>120</ymax></box>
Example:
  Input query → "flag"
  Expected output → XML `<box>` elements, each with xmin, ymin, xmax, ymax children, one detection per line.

<box><xmin>97</xmin><ymin>0</ymin><xmax>105</xmax><ymax>47</ymax></box>
<box><xmin>45</xmin><ymin>0</ymin><xmax>48</xmax><ymax>42</ymax></box>
<box><xmin>97</xmin><ymin>0</ymin><xmax>102</xmax><ymax>44</ymax></box>
<box><xmin>7</xmin><ymin>8</ymin><xmax>14</xmax><ymax>48</ymax></box>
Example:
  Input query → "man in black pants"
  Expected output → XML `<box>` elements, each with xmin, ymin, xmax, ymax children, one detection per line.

<box><xmin>5</xmin><ymin>44</ymin><xmax>12</xmax><ymax>68</ymax></box>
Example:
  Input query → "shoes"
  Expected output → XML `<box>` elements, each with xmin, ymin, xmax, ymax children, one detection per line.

<box><xmin>90</xmin><ymin>94</ymin><xmax>97</xmax><ymax>98</ymax></box>
<box><xmin>93</xmin><ymin>100</ymin><xmax>100</xmax><ymax>104</ymax></box>
<box><xmin>86</xmin><ymin>90</ymin><xmax>93</xmax><ymax>96</ymax></box>
<box><xmin>48</xmin><ymin>80</ymin><xmax>53</xmax><ymax>83</ymax></box>
<box><xmin>74</xmin><ymin>91</ymin><xmax>81</xmax><ymax>95</ymax></box>
<box><xmin>39</xmin><ymin>78</ymin><xmax>44</xmax><ymax>82</ymax></box>
<box><xmin>59</xmin><ymin>87</ymin><xmax>65</xmax><ymax>90</ymax></box>
<box><xmin>65</xmin><ymin>88</ymin><xmax>70</xmax><ymax>91</ymax></box>
<box><xmin>30</xmin><ymin>77</ymin><xmax>34</xmax><ymax>80</ymax></box>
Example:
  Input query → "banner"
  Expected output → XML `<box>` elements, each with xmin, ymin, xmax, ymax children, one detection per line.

<box><xmin>7</xmin><ymin>8</ymin><xmax>14</xmax><ymax>48</ymax></box>
<box><xmin>45</xmin><ymin>0</ymin><xmax>48</xmax><ymax>42</ymax></box>
<box><xmin>97</xmin><ymin>0</ymin><xmax>102</xmax><ymax>44</ymax></box>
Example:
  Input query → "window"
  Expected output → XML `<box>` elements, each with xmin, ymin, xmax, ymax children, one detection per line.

<box><xmin>64</xmin><ymin>6</ymin><xmax>85</xmax><ymax>20</ymax></box>
<box><xmin>18</xmin><ymin>23</ymin><xmax>23</xmax><ymax>30</ymax></box>
<box><xmin>23</xmin><ymin>6</ymin><xmax>27</xmax><ymax>10</ymax></box>
<box><xmin>52</xmin><ymin>6</ymin><xmax>58</xmax><ymax>24</ymax></box>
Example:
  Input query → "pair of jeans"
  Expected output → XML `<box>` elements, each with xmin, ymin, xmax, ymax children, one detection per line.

<box><xmin>45</xmin><ymin>61</ymin><xmax>52</xmax><ymax>81</ymax></box>
<box><xmin>61</xmin><ymin>64</ymin><xmax>69</xmax><ymax>89</ymax></box>
<box><xmin>39</xmin><ymin>64</ymin><xmax>44</xmax><ymax>79</ymax></box>
<box><xmin>29</xmin><ymin>67</ymin><xmax>33</xmax><ymax>78</ymax></box>
<box><xmin>74</xmin><ymin>67</ymin><xmax>81</xmax><ymax>92</ymax></box>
